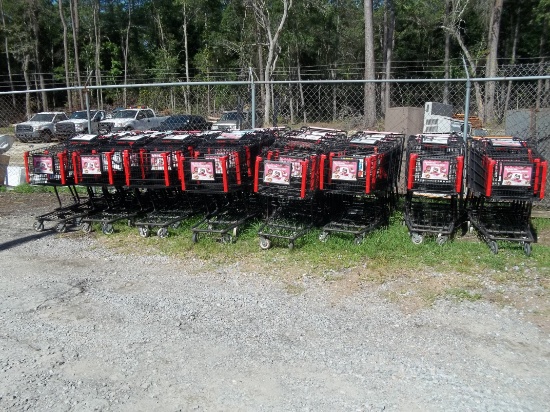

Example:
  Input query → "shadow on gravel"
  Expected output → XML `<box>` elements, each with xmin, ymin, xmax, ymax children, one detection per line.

<box><xmin>0</xmin><ymin>230</ymin><xmax>56</xmax><ymax>252</ymax></box>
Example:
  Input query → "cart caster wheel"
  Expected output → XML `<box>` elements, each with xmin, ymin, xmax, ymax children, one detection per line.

<box><xmin>319</xmin><ymin>232</ymin><xmax>329</xmax><ymax>242</ymax></box>
<box><xmin>55</xmin><ymin>223</ymin><xmax>67</xmax><ymax>233</ymax></box>
<box><xmin>523</xmin><ymin>242</ymin><xmax>532</xmax><ymax>257</ymax></box>
<box><xmin>192</xmin><ymin>233</ymin><xmax>199</xmax><ymax>243</ymax></box>
<box><xmin>288</xmin><ymin>241</ymin><xmax>294</xmax><ymax>250</ymax></box>
<box><xmin>259</xmin><ymin>236</ymin><xmax>271</xmax><ymax>250</ymax></box>
<box><xmin>468</xmin><ymin>222</ymin><xmax>475</xmax><ymax>234</ymax></box>
<box><xmin>232</xmin><ymin>227</ymin><xmax>238</xmax><ymax>237</ymax></box>
<box><xmin>102</xmin><ymin>223</ymin><xmax>114</xmax><ymax>235</ymax></box>
<box><xmin>82</xmin><ymin>222</ymin><xmax>92</xmax><ymax>233</ymax></box>
<box><xmin>411</xmin><ymin>232</ymin><xmax>423</xmax><ymax>245</ymax></box>
<box><xmin>138</xmin><ymin>226</ymin><xmax>150</xmax><ymax>238</ymax></box>
<box><xmin>33</xmin><ymin>221</ymin><xmax>45</xmax><ymax>232</ymax></box>
<box><xmin>436</xmin><ymin>234</ymin><xmax>448</xmax><ymax>246</ymax></box>
<box><xmin>488</xmin><ymin>240</ymin><xmax>498</xmax><ymax>254</ymax></box>
<box><xmin>74</xmin><ymin>217</ymin><xmax>83</xmax><ymax>227</ymax></box>
<box><xmin>354</xmin><ymin>235</ymin><xmax>365</xmax><ymax>245</ymax></box>
<box><xmin>220</xmin><ymin>234</ymin><xmax>233</xmax><ymax>244</ymax></box>
<box><xmin>157</xmin><ymin>227</ymin><xmax>169</xmax><ymax>238</ymax></box>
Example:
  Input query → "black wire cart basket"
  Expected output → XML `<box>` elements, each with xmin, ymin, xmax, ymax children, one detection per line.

<box><xmin>318</xmin><ymin>131</ymin><xmax>405</xmax><ymax>244</ymax></box>
<box><xmin>404</xmin><ymin>133</ymin><xmax>466</xmax><ymax>245</ymax></box>
<box><xmin>23</xmin><ymin>134</ymin><xmax>107</xmax><ymax>232</ymax></box>
<box><xmin>124</xmin><ymin>131</ymin><xmax>207</xmax><ymax>238</ymax></box>
<box><xmin>254</xmin><ymin>127</ymin><xmax>347</xmax><ymax>249</ymax></box>
<box><xmin>466</xmin><ymin>136</ymin><xmax>547</xmax><ymax>255</ymax></box>
<box><xmin>71</xmin><ymin>130</ymin><xmax>162</xmax><ymax>235</ymax></box>
<box><xmin>184</xmin><ymin>129</ymin><xmax>277</xmax><ymax>243</ymax></box>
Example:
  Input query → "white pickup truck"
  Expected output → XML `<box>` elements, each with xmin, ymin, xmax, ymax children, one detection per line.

<box><xmin>98</xmin><ymin>108</ymin><xmax>168</xmax><ymax>133</ymax></box>
<box><xmin>15</xmin><ymin>112</ymin><xmax>69</xmax><ymax>143</ymax></box>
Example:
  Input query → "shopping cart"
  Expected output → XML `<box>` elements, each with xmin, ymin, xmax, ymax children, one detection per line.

<box><xmin>404</xmin><ymin>133</ymin><xmax>466</xmax><ymax>245</ymax></box>
<box><xmin>126</xmin><ymin>131</ymin><xmax>208</xmax><ymax>238</ymax></box>
<box><xmin>318</xmin><ymin>131</ymin><xmax>405</xmax><ymax>244</ymax></box>
<box><xmin>24</xmin><ymin>134</ymin><xmax>108</xmax><ymax>232</ymax></box>
<box><xmin>466</xmin><ymin>136</ymin><xmax>547</xmax><ymax>255</ymax></box>
<box><xmin>72</xmin><ymin>130</ymin><xmax>162</xmax><ymax>234</ymax></box>
<box><xmin>254</xmin><ymin>127</ymin><xmax>347</xmax><ymax>249</ymax></box>
<box><xmin>186</xmin><ymin>129</ymin><xmax>277</xmax><ymax>243</ymax></box>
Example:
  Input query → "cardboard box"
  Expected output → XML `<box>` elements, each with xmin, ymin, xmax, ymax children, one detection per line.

<box><xmin>384</xmin><ymin>106</ymin><xmax>424</xmax><ymax>135</ymax></box>
<box><xmin>0</xmin><ymin>154</ymin><xmax>9</xmax><ymax>185</ymax></box>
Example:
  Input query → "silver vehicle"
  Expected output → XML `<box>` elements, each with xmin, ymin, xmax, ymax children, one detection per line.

<box><xmin>15</xmin><ymin>112</ymin><xmax>69</xmax><ymax>143</ymax></box>
<box><xmin>98</xmin><ymin>108</ymin><xmax>168</xmax><ymax>133</ymax></box>
<box><xmin>211</xmin><ymin>110</ymin><xmax>259</xmax><ymax>131</ymax></box>
<box><xmin>55</xmin><ymin>110</ymin><xmax>106</xmax><ymax>140</ymax></box>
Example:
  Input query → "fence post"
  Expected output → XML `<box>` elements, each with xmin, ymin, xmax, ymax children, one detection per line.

<box><xmin>250</xmin><ymin>67</ymin><xmax>256</xmax><ymax>128</ymax></box>
<box><xmin>85</xmin><ymin>86</ymin><xmax>91</xmax><ymax>133</ymax></box>
<box><xmin>462</xmin><ymin>55</ymin><xmax>471</xmax><ymax>141</ymax></box>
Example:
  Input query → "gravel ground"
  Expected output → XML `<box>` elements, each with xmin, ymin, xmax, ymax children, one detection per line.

<box><xmin>1</xmin><ymin>193</ymin><xmax>550</xmax><ymax>412</ymax></box>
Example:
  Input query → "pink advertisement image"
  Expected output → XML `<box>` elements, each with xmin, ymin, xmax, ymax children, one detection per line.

<box><xmin>150</xmin><ymin>153</ymin><xmax>167</xmax><ymax>171</ymax></box>
<box><xmin>421</xmin><ymin>160</ymin><xmax>450</xmax><ymax>180</ymax></box>
<box><xmin>263</xmin><ymin>161</ymin><xmax>291</xmax><ymax>185</ymax></box>
<box><xmin>190</xmin><ymin>160</ymin><xmax>215</xmax><ymax>181</ymax></box>
<box><xmin>502</xmin><ymin>165</ymin><xmax>532</xmax><ymax>186</ymax></box>
<box><xmin>81</xmin><ymin>156</ymin><xmax>102</xmax><ymax>175</ymax></box>
<box><xmin>278</xmin><ymin>156</ymin><xmax>302</xmax><ymax>177</ymax></box>
<box><xmin>331</xmin><ymin>159</ymin><xmax>358</xmax><ymax>181</ymax></box>
<box><xmin>33</xmin><ymin>156</ymin><xmax>54</xmax><ymax>174</ymax></box>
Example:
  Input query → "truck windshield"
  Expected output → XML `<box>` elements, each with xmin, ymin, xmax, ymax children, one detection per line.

<box><xmin>29</xmin><ymin>113</ymin><xmax>56</xmax><ymax>122</ymax></box>
<box><xmin>112</xmin><ymin>110</ymin><xmax>137</xmax><ymax>119</ymax></box>
<box><xmin>70</xmin><ymin>111</ymin><xmax>97</xmax><ymax>120</ymax></box>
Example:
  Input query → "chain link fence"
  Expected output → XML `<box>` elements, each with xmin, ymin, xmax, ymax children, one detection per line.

<box><xmin>1</xmin><ymin>73</ymin><xmax>549</xmax><ymax>207</ymax></box>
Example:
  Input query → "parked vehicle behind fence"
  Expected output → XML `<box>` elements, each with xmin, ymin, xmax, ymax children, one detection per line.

<box><xmin>98</xmin><ymin>108</ymin><xmax>168</xmax><ymax>133</ymax></box>
<box><xmin>15</xmin><ymin>112</ymin><xmax>69</xmax><ymax>143</ymax></box>
<box><xmin>55</xmin><ymin>110</ymin><xmax>106</xmax><ymax>141</ymax></box>
<box><xmin>154</xmin><ymin>115</ymin><xmax>211</xmax><ymax>131</ymax></box>
<box><xmin>211</xmin><ymin>110</ymin><xmax>259</xmax><ymax>131</ymax></box>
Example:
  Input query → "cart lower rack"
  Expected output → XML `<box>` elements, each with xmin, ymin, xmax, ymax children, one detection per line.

<box><xmin>80</xmin><ymin>187</ymin><xmax>151</xmax><ymax>235</ymax></box>
<box><xmin>191</xmin><ymin>193</ymin><xmax>259</xmax><ymax>243</ymax></box>
<box><xmin>404</xmin><ymin>193</ymin><xmax>461</xmax><ymax>245</ymax></box>
<box><xmin>467</xmin><ymin>198</ymin><xmax>534</xmax><ymax>256</ymax></box>
<box><xmin>134</xmin><ymin>190</ymin><xmax>204</xmax><ymax>238</ymax></box>
<box><xmin>320</xmin><ymin>194</ymin><xmax>390</xmax><ymax>244</ymax></box>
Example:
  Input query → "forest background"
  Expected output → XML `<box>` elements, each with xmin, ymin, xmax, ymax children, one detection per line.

<box><xmin>0</xmin><ymin>0</ymin><xmax>549</xmax><ymax>128</ymax></box>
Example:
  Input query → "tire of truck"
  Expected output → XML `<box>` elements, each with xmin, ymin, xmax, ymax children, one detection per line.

<box><xmin>40</xmin><ymin>130</ymin><xmax>53</xmax><ymax>143</ymax></box>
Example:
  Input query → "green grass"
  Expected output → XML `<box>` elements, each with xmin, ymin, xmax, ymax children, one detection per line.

<box><xmin>4</xmin><ymin>190</ymin><xmax>549</xmax><ymax>311</ymax></box>
<box><xmin>97</xmin><ymin>209</ymin><xmax>550</xmax><ymax>278</ymax></box>
<box><xmin>1</xmin><ymin>183</ymin><xmax>89</xmax><ymax>194</ymax></box>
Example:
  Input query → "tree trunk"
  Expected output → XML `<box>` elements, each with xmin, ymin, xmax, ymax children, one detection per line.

<box><xmin>536</xmin><ymin>17</ymin><xmax>547</xmax><ymax>111</ymax></box>
<box><xmin>383</xmin><ymin>0</ymin><xmax>395</xmax><ymax>114</ymax></box>
<box><xmin>123</xmin><ymin>2</ymin><xmax>132</xmax><ymax>107</ymax></box>
<box><xmin>93</xmin><ymin>0</ymin><xmax>102</xmax><ymax>109</ymax></box>
<box><xmin>58</xmin><ymin>0</ymin><xmax>72</xmax><ymax>111</ymax></box>
<box><xmin>30</xmin><ymin>1</ymin><xmax>47</xmax><ymax>111</ymax></box>
<box><xmin>504</xmin><ymin>5</ymin><xmax>520</xmax><ymax>116</ymax></box>
<box><xmin>247</xmin><ymin>0</ymin><xmax>292</xmax><ymax>127</ymax></box>
<box><xmin>182</xmin><ymin>2</ymin><xmax>190</xmax><ymax>112</ymax></box>
<box><xmin>443</xmin><ymin>0</ymin><xmax>451</xmax><ymax>104</ymax></box>
<box><xmin>0</xmin><ymin>0</ymin><xmax>16</xmax><ymax>107</ymax></box>
<box><xmin>364</xmin><ymin>0</ymin><xmax>377</xmax><ymax>129</ymax></box>
<box><xmin>23</xmin><ymin>54</ymin><xmax>31</xmax><ymax>119</ymax></box>
<box><xmin>297</xmin><ymin>58</ymin><xmax>306</xmax><ymax>123</ymax></box>
<box><xmin>70</xmin><ymin>0</ymin><xmax>83</xmax><ymax>108</ymax></box>
<box><xmin>484</xmin><ymin>0</ymin><xmax>504</xmax><ymax>125</ymax></box>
